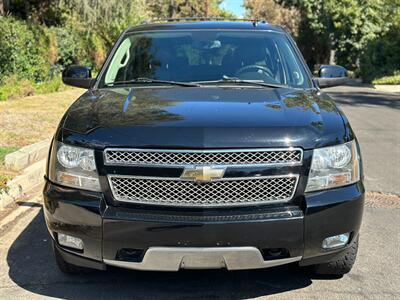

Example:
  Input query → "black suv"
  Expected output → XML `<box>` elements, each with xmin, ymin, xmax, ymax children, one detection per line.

<box><xmin>44</xmin><ymin>20</ymin><xmax>364</xmax><ymax>276</ymax></box>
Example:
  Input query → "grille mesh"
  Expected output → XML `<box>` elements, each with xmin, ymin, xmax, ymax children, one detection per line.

<box><xmin>109</xmin><ymin>176</ymin><xmax>298</xmax><ymax>207</ymax></box>
<box><xmin>104</xmin><ymin>149</ymin><xmax>302</xmax><ymax>166</ymax></box>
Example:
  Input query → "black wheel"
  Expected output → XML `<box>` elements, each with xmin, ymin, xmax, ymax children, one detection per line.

<box><xmin>313</xmin><ymin>235</ymin><xmax>359</xmax><ymax>276</ymax></box>
<box><xmin>52</xmin><ymin>241</ymin><xmax>92</xmax><ymax>275</ymax></box>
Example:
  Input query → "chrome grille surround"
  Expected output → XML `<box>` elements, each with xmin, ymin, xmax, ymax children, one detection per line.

<box><xmin>108</xmin><ymin>174</ymin><xmax>299</xmax><ymax>207</ymax></box>
<box><xmin>104</xmin><ymin>148</ymin><xmax>303</xmax><ymax>167</ymax></box>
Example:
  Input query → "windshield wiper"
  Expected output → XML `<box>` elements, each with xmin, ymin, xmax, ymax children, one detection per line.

<box><xmin>196</xmin><ymin>75</ymin><xmax>287</xmax><ymax>89</ymax></box>
<box><xmin>105</xmin><ymin>77</ymin><xmax>201</xmax><ymax>87</ymax></box>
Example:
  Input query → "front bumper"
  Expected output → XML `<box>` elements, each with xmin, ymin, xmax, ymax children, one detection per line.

<box><xmin>43</xmin><ymin>180</ymin><xmax>364</xmax><ymax>271</ymax></box>
<box><xmin>104</xmin><ymin>247</ymin><xmax>302</xmax><ymax>271</ymax></box>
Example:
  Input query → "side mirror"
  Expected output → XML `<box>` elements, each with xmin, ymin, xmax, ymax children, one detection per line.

<box><xmin>315</xmin><ymin>65</ymin><xmax>349</xmax><ymax>88</ymax></box>
<box><xmin>62</xmin><ymin>65</ymin><xmax>95</xmax><ymax>89</ymax></box>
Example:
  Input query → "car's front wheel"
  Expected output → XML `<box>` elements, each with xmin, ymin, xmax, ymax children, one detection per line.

<box><xmin>313</xmin><ymin>235</ymin><xmax>359</xmax><ymax>275</ymax></box>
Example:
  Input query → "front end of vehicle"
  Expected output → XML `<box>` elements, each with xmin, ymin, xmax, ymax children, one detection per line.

<box><xmin>43</xmin><ymin>135</ymin><xmax>364</xmax><ymax>274</ymax></box>
<box><xmin>43</xmin><ymin>21</ymin><xmax>364</xmax><ymax>276</ymax></box>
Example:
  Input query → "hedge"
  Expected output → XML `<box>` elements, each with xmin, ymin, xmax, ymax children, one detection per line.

<box><xmin>360</xmin><ymin>26</ymin><xmax>400</xmax><ymax>83</ymax></box>
<box><xmin>0</xmin><ymin>16</ymin><xmax>49</xmax><ymax>84</ymax></box>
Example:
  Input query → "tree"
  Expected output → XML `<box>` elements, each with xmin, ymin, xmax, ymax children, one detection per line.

<box><xmin>244</xmin><ymin>0</ymin><xmax>300</xmax><ymax>36</ymax></box>
<box><xmin>146</xmin><ymin>0</ymin><xmax>227</xmax><ymax>19</ymax></box>
<box><xmin>5</xmin><ymin>0</ymin><xmax>63</xmax><ymax>25</ymax></box>
<box><xmin>359</xmin><ymin>1</ymin><xmax>400</xmax><ymax>81</ymax></box>
<box><xmin>278</xmin><ymin>0</ymin><xmax>398</xmax><ymax>70</ymax></box>
<box><xmin>60</xmin><ymin>0</ymin><xmax>149</xmax><ymax>47</ymax></box>
<box><xmin>0</xmin><ymin>1</ymin><xmax>11</xmax><ymax>16</ymax></box>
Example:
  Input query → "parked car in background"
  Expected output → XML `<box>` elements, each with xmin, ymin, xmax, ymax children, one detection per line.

<box><xmin>43</xmin><ymin>19</ymin><xmax>364</xmax><ymax>276</ymax></box>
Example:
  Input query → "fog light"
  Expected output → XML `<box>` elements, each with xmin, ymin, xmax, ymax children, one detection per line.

<box><xmin>58</xmin><ymin>233</ymin><xmax>84</xmax><ymax>250</ymax></box>
<box><xmin>322</xmin><ymin>233</ymin><xmax>350</xmax><ymax>250</ymax></box>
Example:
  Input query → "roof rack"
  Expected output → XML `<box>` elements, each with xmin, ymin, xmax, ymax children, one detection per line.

<box><xmin>141</xmin><ymin>17</ymin><xmax>268</xmax><ymax>25</ymax></box>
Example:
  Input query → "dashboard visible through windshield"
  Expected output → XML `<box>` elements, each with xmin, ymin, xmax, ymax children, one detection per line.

<box><xmin>101</xmin><ymin>30</ymin><xmax>311</xmax><ymax>89</ymax></box>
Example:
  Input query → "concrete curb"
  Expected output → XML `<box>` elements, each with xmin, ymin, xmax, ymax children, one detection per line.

<box><xmin>1</xmin><ymin>138</ymin><xmax>50</xmax><ymax>209</ymax></box>
<box><xmin>0</xmin><ymin>159</ymin><xmax>46</xmax><ymax>209</ymax></box>
<box><xmin>373</xmin><ymin>85</ymin><xmax>400</xmax><ymax>94</ymax></box>
<box><xmin>5</xmin><ymin>138</ymin><xmax>51</xmax><ymax>171</ymax></box>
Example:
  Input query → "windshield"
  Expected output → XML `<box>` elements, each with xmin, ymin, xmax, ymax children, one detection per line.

<box><xmin>101</xmin><ymin>30</ymin><xmax>311</xmax><ymax>89</ymax></box>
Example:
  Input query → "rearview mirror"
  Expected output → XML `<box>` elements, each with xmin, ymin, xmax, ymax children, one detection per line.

<box><xmin>62</xmin><ymin>65</ymin><xmax>95</xmax><ymax>89</ymax></box>
<box><xmin>315</xmin><ymin>65</ymin><xmax>349</xmax><ymax>88</ymax></box>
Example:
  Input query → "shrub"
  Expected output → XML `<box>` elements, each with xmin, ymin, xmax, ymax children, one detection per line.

<box><xmin>87</xmin><ymin>33</ymin><xmax>107</xmax><ymax>70</ymax></box>
<box><xmin>0</xmin><ymin>76</ymin><xmax>68</xmax><ymax>101</ymax></box>
<box><xmin>0</xmin><ymin>76</ymin><xmax>35</xmax><ymax>101</ymax></box>
<box><xmin>372</xmin><ymin>72</ymin><xmax>400</xmax><ymax>85</ymax></box>
<box><xmin>35</xmin><ymin>76</ymin><xmax>68</xmax><ymax>94</ymax></box>
<box><xmin>0</xmin><ymin>16</ymin><xmax>50</xmax><ymax>84</ymax></box>
<box><xmin>0</xmin><ymin>174</ymin><xmax>12</xmax><ymax>193</ymax></box>
<box><xmin>53</xmin><ymin>24</ymin><xmax>92</xmax><ymax>67</ymax></box>
<box><xmin>360</xmin><ymin>26</ymin><xmax>400</xmax><ymax>82</ymax></box>
<box><xmin>31</xmin><ymin>24</ymin><xmax>58</xmax><ymax>66</ymax></box>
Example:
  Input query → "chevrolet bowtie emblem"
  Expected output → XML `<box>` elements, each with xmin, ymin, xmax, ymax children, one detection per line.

<box><xmin>180</xmin><ymin>166</ymin><xmax>226</xmax><ymax>182</ymax></box>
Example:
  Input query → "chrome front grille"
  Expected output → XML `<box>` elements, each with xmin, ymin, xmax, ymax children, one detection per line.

<box><xmin>104</xmin><ymin>148</ymin><xmax>303</xmax><ymax>167</ymax></box>
<box><xmin>108</xmin><ymin>175</ymin><xmax>298</xmax><ymax>207</ymax></box>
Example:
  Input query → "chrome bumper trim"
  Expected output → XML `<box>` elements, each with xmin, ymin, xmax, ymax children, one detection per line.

<box><xmin>103</xmin><ymin>247</ymin><xmax>302</xmax><ymax>271</ymax></box>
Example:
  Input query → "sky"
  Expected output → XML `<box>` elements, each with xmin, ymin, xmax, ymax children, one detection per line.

<box><xmin>220</xmin><ymin>0</ymin><xmax>245</xmax><ymax>17</ymax></box>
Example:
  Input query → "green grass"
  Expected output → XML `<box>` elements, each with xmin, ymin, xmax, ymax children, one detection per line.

<box><xmin>35</xmin><ymin>76</ymin><xmax>68</xmax><ymax>94</ymax></box>
<box><xmin>372</xmin><ymin>73</ymin><xmax>400</xmax><ymax>85</ymax></box>
<box><xmin>0</xmin><ymin>147</ymin><xmax>19</xmax><ymax>164</ymax></box>
<box><xmin>0</xmin><ymin>78</ymin><xmax>33</xmax><ymax>101</ymax></box>
<box><xmin>0</xmin><ymin>88</ymin><xmax>82</xmax><ymax>148</ymax></box>
<box><xmin>0</xmin><ymin>76</ymin><xmax>69</xmax><ymax>101</ymax></box>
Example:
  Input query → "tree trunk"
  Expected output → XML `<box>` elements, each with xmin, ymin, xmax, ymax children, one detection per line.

<box><xmin>329</xmin><ymin>49</ymin><xmax>336</xmax><ymax>65</ymax></box>
<box><xmin>328</xmin><ymin>34</ymin><xmax>336</xmax><ymax>65</ymax></box>
<box><xmin>1</xmin><ymin>0</ymin><xmax>10</xmax><ymax>15</ymax></box>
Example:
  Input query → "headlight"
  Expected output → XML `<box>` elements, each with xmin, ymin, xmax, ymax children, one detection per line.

<box><xmin>305</xmin><ymin>140</ymin><xmax>360</xmax><ymax>192</ymax></box>
<box><xmin>49</xmin><ymin>142</ymin><xmax>101</xmax><ymax>191</ymax></box>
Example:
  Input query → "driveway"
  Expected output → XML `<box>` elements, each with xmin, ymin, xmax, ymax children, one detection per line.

<box><xmin>0</xmin><ymin>199</ymin><xmax>399</xmax><ymax>300</ymax></box>
<box><xmin>325</xmin><ymin>85</ymin><xmax>400</xmax><ymax>195</ymax></box>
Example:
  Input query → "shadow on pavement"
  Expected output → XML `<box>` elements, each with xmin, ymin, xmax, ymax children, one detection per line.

<box><xmin>326</xmin><ymin>86</ymin><xmax>400</xmax><ymax>109</ymax></box>
<box><xmin>6</xmin><ymin>209</ymin><xmax>328</xmax><ymax>299</ymax></box>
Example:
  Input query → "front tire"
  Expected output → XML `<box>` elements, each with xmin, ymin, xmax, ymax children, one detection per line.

<box><xmin>313</xmin><ymin>235</ymin><xmax>359</xmax><ymax>275</ymax></box>
<box><xmin>52</xmin><ymin>241</ymin><xmax>92</xmax><ymax>275</ymax></box>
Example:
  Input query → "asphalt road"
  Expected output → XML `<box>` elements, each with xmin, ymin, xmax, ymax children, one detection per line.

<box><xmin>0</xmin><ymin>85</ymin><xmax>399</xmax><ymax>299</ymax></box>
<box><xmin>325</xmin><ymin>85</ymin><xmax>399</xmax><ymax>195</ymax></box>
<box><xmin>0</xmin><ymin>201</ymin><xmax>399</xmax><ymax>300</ymax></box>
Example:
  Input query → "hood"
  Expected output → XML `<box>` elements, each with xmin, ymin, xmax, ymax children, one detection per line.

<box><xmin>60</xmin><ymin>87</ymin><xmax>348</xmax><ymax>150</ymax></box>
